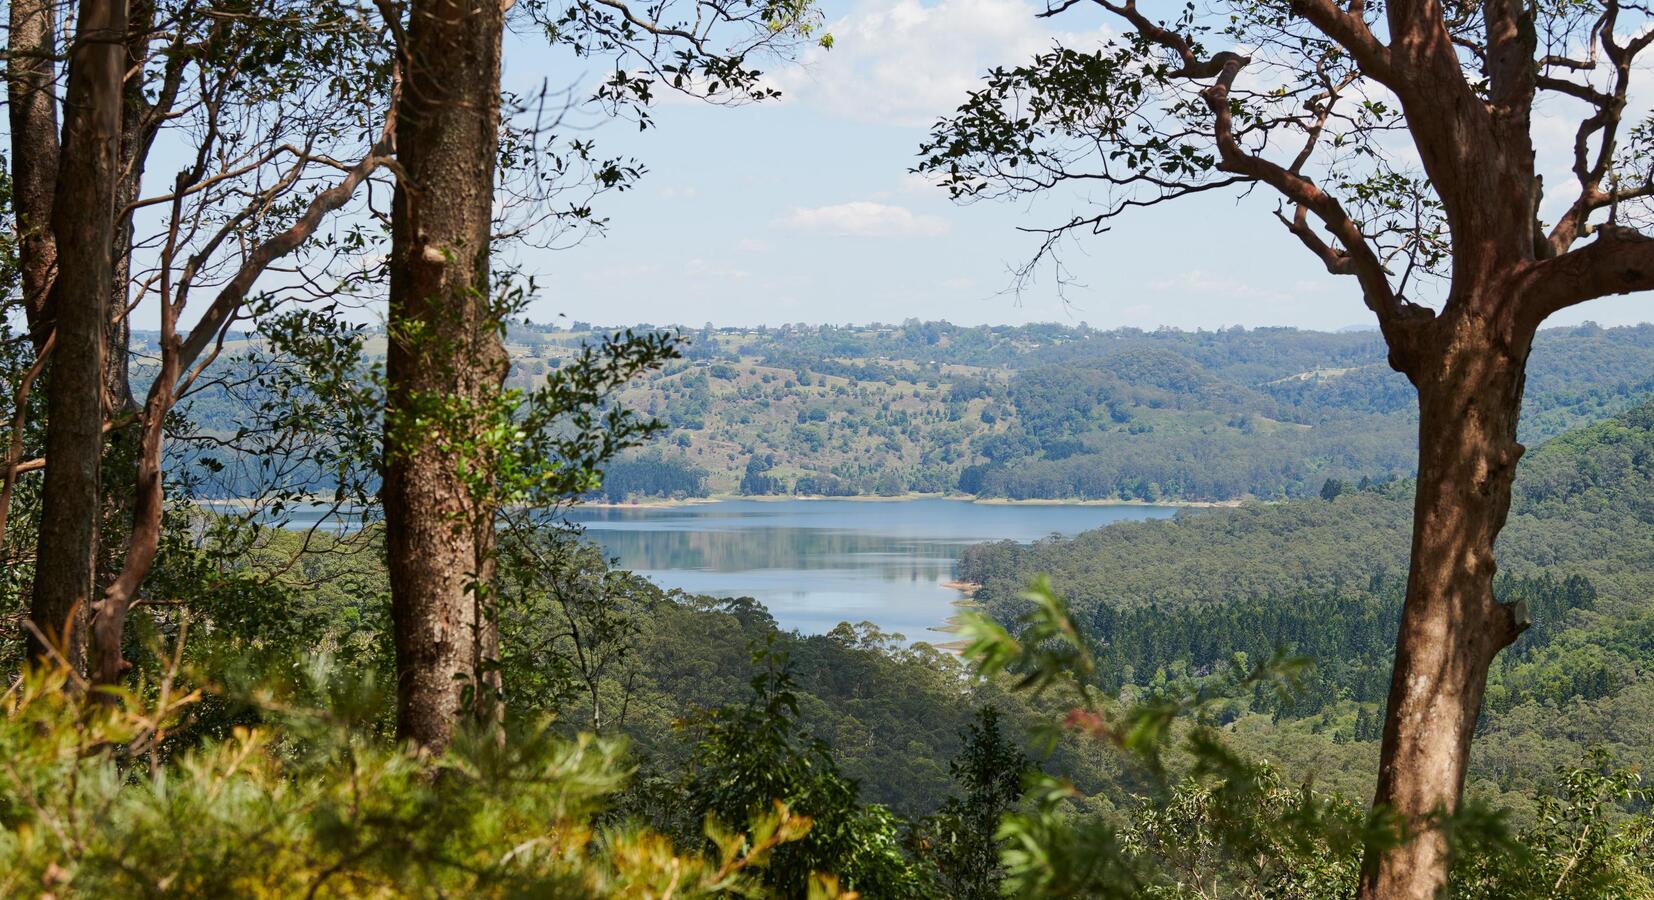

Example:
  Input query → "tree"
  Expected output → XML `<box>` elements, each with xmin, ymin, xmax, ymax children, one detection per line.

<box><xmin>380</xmin><ymin>0</ymin><xmax>512</xmax><ymax>751</ymax></box>
<box><xmin>86</xmin><ymin>2</ymin><xmax>395</xmax><ymax>688</ymax></box>
<box><xmin>6</xmin><ymin>1</ymin><xmax>398</xmax><ymax>682</ymax></box>
<box><xmin>6</xmin><ymin>0</ymin><xmax>171</xmax><ymax>658</ymax></box>
<box><xmin>917</xmin><ymin>705</ymin><xmax>1031</xmax><ymax>899</ymax></box>
<box><xmin>1321</xmin><ymin>477</ymin><xmax>1345</xmax><ymax>502</ymax></box>
<box><xmin>379</xmin><ymin>0</ymin><xmax>827</xmax><ymax>751</ymax></box>
<box><xmin>1452</xmin><ymin>749</ymin><xmax>1654</xmax><ymax>898</ymax></box>
<box><xmin>496</xmin><ymin>526</ymin><xmax>658</xmax><ymax>732</ymax></box>
<box><xmin>680</xmin><ymin>646</ymin><xmax>931</xmax><ymax>898</ymax></box>
<box><xmin>5</xmin><ymin>0</ymin><xmax>58</xmax><ymax>351</ymax></box>
<box><xmin>920</xmin><ymin>1</ymin><xmax>1654</xmax><ymax>894</ymax></box>
<box><xmin>28</xmin><ymin>0</ymin><xmax>127</xmax><ymax>673</ymax></box>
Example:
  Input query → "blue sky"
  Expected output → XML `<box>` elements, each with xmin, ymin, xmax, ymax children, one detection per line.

<box><xmin>501</xmin><ymin>0</ymin><xmax>1653</xmax><ymax>331</ymax></box>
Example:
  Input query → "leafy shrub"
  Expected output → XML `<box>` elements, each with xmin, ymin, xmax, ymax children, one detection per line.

<box><xmin>0</xmin><ymin>660</ymin><xmax>833</xmax><ymax>899</ymax></box>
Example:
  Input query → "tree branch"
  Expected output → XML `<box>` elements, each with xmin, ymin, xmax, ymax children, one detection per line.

<box><xmin>1546</xmin><ymin>0</ymin><xmax>1654</xmax><ymax>256</ymax></box>
<box><xmin>1074</xmin><ymin>0</ymin><xmax>1431</xmax><ymax>352</ymax></box>
<box><xmin>1198</xmin><ymin>55</ymin><xmax>1422</xmax><ymax>340</ymax></box>
<box><xmin>93</xmin><ymin>72</ymin><xmax>402</xmax><ymax>682</ymax></box>
<box><xmin>1528</xmin><ymin>225</ymin><xmax>1654</xmax><ymax>319</ymax></box>
<box><xmin>1288</xmin><ymin>0</ymin><xmax>1396</xmax><ymax>85</ymax></box>
<box><xmin>0</xmin><ymin>331</ymin><xmax>54</xmax><ymax>553</ymax></box>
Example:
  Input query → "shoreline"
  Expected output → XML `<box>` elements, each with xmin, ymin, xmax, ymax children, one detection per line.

<box><xmin>970</xmin><ymin>496</ymin><xmax>1242</xmax><ymax>509</ymax></box>
<box><xmin>926</xmin><ymin>595</ymin><xmax>985</xmax><ymax>654</ymax></box>
<box><xmin>198</xmin><ymin>493</ymin><xmax>1246</xmax><ymax>511</ymax></box>
<box><xmin>582</xmin><ymin>492</ymin><xmax>1245</xmax><ymax>510</ymax></box>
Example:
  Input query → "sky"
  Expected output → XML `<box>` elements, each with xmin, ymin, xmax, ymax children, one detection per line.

<box><xmin>497</xmin><ymin>0</ymin><xmax>1654</xmax><ymax>331</ymax></box>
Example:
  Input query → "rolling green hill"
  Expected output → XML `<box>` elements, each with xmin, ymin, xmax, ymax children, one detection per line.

<box><xmin>153</xmin><ymin>319</ymin><xmax>1654</xmax><ymax>502</ymax></box>
<box><xmin>559</xmin><ymin>320</ymin><xmax>1654</xmax><ymax>501</ymax></box>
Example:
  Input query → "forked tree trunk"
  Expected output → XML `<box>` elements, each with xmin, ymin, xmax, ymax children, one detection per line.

<box><xmin>29</xmin><ymin>0</ymin><xmax>127</xmax><ymax>672</ymax></box>
<box><xmin>384</xmin><ymin>0</ymin><xmax>507</xmax><ymax>753</ymax></box>
<box><xmin>1360</xmin><ymin>307</ymin><xmax>1533</xmax><ymax>899</ymax></box>
<box><xmin>84</xmin><ymin>58</ymin><xmax>396</xmax><ymax>691</ymax></box>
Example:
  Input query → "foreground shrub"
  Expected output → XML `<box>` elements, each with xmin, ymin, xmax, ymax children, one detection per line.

<box><xmin>0</xmin><ymin>661</ymin><xmax>830</xmax><ymax>898</ymax></box>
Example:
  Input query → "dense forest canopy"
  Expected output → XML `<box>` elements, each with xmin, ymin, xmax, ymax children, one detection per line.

<box><xmin>960</xmin><ymin>397</ymin><xmax>1654</xmax><ymax>815</ymax></box>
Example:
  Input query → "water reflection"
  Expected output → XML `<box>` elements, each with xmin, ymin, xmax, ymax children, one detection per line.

<box><xmin>563</xmin><ymin>499</ymin><xmax>1176</xmax><ymax>639</ymax></box>
<box><xmin>209</xmin><ymin>498</ymin><xmax>1180</xmax><ymax>640</ymax></box>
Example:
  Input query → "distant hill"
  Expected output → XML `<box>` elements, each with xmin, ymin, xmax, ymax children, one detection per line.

<box><xmin>599</xmin><ymin>320</ymin><xmax>1654</xmax><ymax>501</ymax></box>
<box><xmin>158</xmin><ymin>320</ymin><xmax>1654</xmax><ymax>502</ymax></box>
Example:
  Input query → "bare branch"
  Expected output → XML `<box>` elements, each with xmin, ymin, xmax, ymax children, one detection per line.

<box><xmin>1546</xmin><ymin>0</ymin><xmax>1654</xmax><ymax>256</ymax></box>
<box><xmin>0</xmin><ymin>332</ymin><xmax>55</xmax><ymax>553</ymax></box>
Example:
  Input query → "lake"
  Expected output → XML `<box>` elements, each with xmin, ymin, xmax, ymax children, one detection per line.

<box><xmin>562</xmin><ymin>499</ymin><xmax>1178</xmax><ymax>640</ymax></box>
<box><xmin>224</xmin><ymin>496</ymin><xmax>1179</xmax><ymax>641</ymax></box>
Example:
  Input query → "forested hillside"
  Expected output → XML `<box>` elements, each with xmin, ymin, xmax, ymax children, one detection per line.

<box><xmin>21</xmin><ymin>316</ymin><xmax>1654</xmax><ymax>898</ymax></box>
<box><xmin>15</xmin><ymin>410</ymin><xmax>1647</xmax><ymax>887</ymax></box>
<box><xmin>134</xmin><ymin>396</ymin><xmax>1654</xmax><ymax>835</ymax></box>
<box><xmin>957</xmin><ymin>398</ymin><xmax>1654</xmax><ymax>812</ymax></box>
<box><xmin>164</xmin><ymin>321</ymin><xmax>1654</xmax><ymax>502</ymax></box>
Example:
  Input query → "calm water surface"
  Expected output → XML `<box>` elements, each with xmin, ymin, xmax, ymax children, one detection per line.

<box><xmin>562</xmin><ymin>499</ymin><xmax>1177</xmax><ymax>640</ymax></box>
<box><xmin>226</xmin><ymin>497</ymin><xmax>1178</xmax><ymax>641</ymax></box>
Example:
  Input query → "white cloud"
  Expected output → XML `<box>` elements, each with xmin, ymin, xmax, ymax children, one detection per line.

<box><xmin>1149</xmin><ymin>270</ymin><xmax>1292</xmax><ymax>304</ymax></box>
<box><xmin>774</xmin><ymin>201</ymin><xmax>951</xmax><ymax>237</ymax></box>
<box><xmin>737</xmin><ymin>238</ymin><xmax>772</xmax><ymax>252</ymax></box>
<box><xmin>900</xmin><ymin>170</ymin><xmax>952</xmax><ymax>195</ymax></box>
<box><xmin>768</xmin><ymin>0</ymin><xmax>1111</xmax><ymax>127</ymax></box>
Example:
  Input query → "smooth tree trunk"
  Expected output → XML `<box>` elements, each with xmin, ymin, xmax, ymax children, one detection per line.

<box><xmin>1360</xmin><ymin>306</ymin><xmax>1534</xmax><ymax>899</ymax></box>
<box><xmin>107</xmin><ymin>0</ymin><xmax>155</xmax><ymax>417</ymax></box>
<box><xmin>384</xmin><ymin>0</ymin><xmax>507</xmax><ymax>753</ymax></box>
<box><xmin>29</xmin><ymin>0</ymin><xmax>128</xmax><ymax>672</ymax></box>
<box><xmin>89</xmin><ymin>345</ymin><xmax>172</xmax><ymax>687</ymax></box>
<box><xmin>86</xmin><ymin>89</ymin><xmax>396</xmax><ymax>692</ymax></box>
<box><xmin>97</xmin><ymin>0</ymin><xmax>164</xmax><ymax>598</ymax></box>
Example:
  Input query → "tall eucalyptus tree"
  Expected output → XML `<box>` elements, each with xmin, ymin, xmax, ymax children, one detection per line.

<box><xmin>921</xmin><ymin>0</ymin><xmax>1654</xmax><ymax>894</ymax></box>
<box><xmin>380</xmin><ymin>0</ymin><xmax>828</xmax><ymax>751</ymax></box>
<box><xmin>26</xmin><ymin>0</ymin><xmax>126</xmax><ymax>672</ymax></box>
<box><xmin>5</xmin><ymin>1</ymin><xmax>397</xmax><ymax>680</ymax></box>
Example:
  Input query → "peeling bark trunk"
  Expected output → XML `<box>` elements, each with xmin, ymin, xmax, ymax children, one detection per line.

<box><xmin>1359</xmin><ymin>307</ymin><xmax>1532</xmax><ymax>900</ymax></box>
<box><xmin>384</xmin><ymin>0</ymin><xmax>506</xmax><ymax>753</ymax></box>
<box><xmin>30</xmin><ymin>0</ymin><xmax>128</xmax><ymax>672</ymax></box>
<box><xmin>5</xmin><ymin>0</ymin><xmax>60</xmax><ymax>350</ymax></box>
